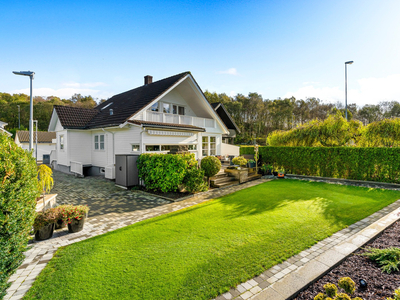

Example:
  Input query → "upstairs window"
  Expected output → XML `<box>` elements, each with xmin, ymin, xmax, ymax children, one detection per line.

<box><xmin>149</xmin><ymin>102</ymin><xmax>159</xmax><ymax>112</ymax></box>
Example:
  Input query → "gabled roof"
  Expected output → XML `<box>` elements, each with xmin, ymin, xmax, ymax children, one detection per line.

<box><xmin>16</xmin><ymin>131</ymin><xmax>56</xmax><ymax>143</ymax></box>
<box><xmin>53</xmin><ymin>72</ymin><xmax>191</xmax><ymax>130</ymax></box>
<box><xmin>53</xmin><ymin>106</ymin><xmax>99</xmax><ymax>129</ymax></box>
<box><xmin>211</xmin><ymin>102</ymin><xmax>240</xmax><ymax>133</ymax></box>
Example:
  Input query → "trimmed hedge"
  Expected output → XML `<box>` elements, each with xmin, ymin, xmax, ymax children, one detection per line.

<box><xmin>137</xmin><ymin>153</ymin><xmax>207</xmax><ymax>193</ymax></box>
<box><xmin>0</xmin><ymin>133</ymin><xmax>39</xmax><ymax>298</ymax></box>
<box><xmin>240</xmin><ymin>146</ymin><xmax>400</xmax><ymax>183</ymax></box>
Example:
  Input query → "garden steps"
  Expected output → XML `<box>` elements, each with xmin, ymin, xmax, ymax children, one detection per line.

<box><xmin>210</xmin><ymin>173</ymin><xmax>239</xmax><ymax>188</ymax></box>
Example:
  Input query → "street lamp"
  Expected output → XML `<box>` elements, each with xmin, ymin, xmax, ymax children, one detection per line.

<box><xmin>344</xmin><ymin>61</ymin><xmax>353</xmax><ymax>121</ymax></box>
<box><xmin>13</xmin><ymin>71</ymin><xmax>35</xmax><ymax>151</ymax></box>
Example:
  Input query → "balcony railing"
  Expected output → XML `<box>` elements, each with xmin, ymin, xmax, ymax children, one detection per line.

<box><xmin>146</xmin><ymin>111</ymin><xmax>215</xmax><ymax>128</ymax></box>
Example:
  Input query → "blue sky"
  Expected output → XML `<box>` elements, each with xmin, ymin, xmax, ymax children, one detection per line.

<box><xmin>1</xmin><ymin>0</ymin><xmax>400</xmax><ymax>106</ymax></box>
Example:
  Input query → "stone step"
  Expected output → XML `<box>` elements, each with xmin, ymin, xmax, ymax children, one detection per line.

<box><xmin>211</xmin><ymin>176</ymin><xmax>237</xmax><ymax>187</ymax></box>
<box><xmin>213</xmin><ymin>180</ymin><xmax>239</xmax><ymax>188</ymax></box>
<box><xmin>241</xmin><ymin>174</ymin><xmax>262</xmax><ymax>183</ymax></box>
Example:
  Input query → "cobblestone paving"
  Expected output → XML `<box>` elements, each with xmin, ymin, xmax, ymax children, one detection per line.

<box><xmin>5</xmin><ymin>174</ymin><xmax>270</xmax><ymax>300</ymax></box>
<box><xmin>52</xmin><ymin>171</ymin><xmax>170</xmax><ymax>217</ymax></box>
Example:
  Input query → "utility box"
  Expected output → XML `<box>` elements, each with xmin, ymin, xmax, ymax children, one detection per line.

<box><xmin>43</xmin><ymin>154</ymin><xmax>50</xmax><ymax>164</ymax></box>
<box><xmin>115</xmin><ymin>155</ymin><xmax>139</xmax><ymax>187</ymax></box>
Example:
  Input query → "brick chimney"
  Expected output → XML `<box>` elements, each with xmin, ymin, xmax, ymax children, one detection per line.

<box><xmin>144</xmin><ymin>75</ymin><xmax>153</xmax><ymax>85</ymax></box>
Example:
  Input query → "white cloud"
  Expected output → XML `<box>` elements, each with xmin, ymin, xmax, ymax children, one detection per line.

<box><xmin>10</xmin><ymin>87</ymin><xmax>112</xmax><ymax>101</ymax></box>
<box><xmin>284</xmin><ymin>74</ymin><xmax>400</xmax><ymax>106</ymax></box>
<box><xmin>218</xmin><ymin>68</ymin><xmax>239</xmax><ymax>76</ymax></box>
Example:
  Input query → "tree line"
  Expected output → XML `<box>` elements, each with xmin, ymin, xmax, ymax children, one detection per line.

<box><xmin>0</xmin><ymin>93</ymin><xmax>101</xmax><ymax>136</ymax></box>
<box><xmin>204</xmin><ymin>91</ymin><xmax>400</xmax><ymax>144</ymax></box>
<box><xmin>1</xmin><ymin>90</ymin><xmax>399</xmax><ymax>144</ymax></box>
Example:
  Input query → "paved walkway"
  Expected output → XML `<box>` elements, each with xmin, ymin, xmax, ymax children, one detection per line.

<box><xmin>5</xmin><ymin>173</ymin><xmax>269</xmax><ymax>300</ymax></box>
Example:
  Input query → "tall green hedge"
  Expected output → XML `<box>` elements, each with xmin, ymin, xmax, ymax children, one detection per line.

<box><xmin>0</xmin><ymin>133</ymin><xmax>39</xmax><ymax>298</ymax></box>
<box><xmin>240</xmin><ymin>146</ymin><xmax>400</xmax><ymax>183</ymax></box>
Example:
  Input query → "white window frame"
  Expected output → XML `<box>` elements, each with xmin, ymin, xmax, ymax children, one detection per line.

<box><xmin>160</xmin><ymin>101</ymin><xmax>186</xmax><ymax>116</ymax></box>
<box><xmin>131</xmin><ymin>144</ymin><xmax>140</xmax><ymax>152</ymax></box>
<box><xmin>144</xmin><ymin>144</ymin><xmax>197</xmax><ymax>153</ymax></box>
<box><xmin>202</xmin><ymin>136</ymin><xmax>216</xmax><ymax>156</ymax></box>
<box><xmin>59</xmin><ymin>135</ymin><xmax>64</xmax><ymax>151</ymax></box>
<box><xmin>94</xmin><ymin>134</ymin><xmax>105</xmax><ymax>151</ymax></box>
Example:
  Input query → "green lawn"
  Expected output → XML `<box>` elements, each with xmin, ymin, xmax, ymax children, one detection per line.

<box><xmin>24</xmin><ymin>180</ymin><xmax>400</xmax><ymax>300</ymax></box>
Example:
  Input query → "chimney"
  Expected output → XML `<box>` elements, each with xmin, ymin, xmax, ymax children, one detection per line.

<box><xmin>144</xmin><ymin>75</ymin><xmax>153</xmax><ymax>85</ymax></box>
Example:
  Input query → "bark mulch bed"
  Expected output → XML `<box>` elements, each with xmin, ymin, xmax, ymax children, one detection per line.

<box><xmin>294</xmin><ymin>221</ymin><xmax>400</xmax><ymax>300</ymax></box>
<box><xmin>136</xmin><ymin>186</ymin><xmax>192</xmax><ymax>200</ymax></box>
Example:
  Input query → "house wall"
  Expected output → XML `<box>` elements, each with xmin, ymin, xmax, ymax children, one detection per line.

<box><xmin>68</xmin><ymin>131</ymin><xmax>92</xmax><ymax>164</ymax></box>
<box><xmin>114</xmin><ymin>126</ymin><xmax>141</xmax><ymax>155</ymax></box>
<box><xmin>56</xmin><ymin>130</ymin><xmax>69</xmax><ymax>166</ymax></box>
<box><xmin>19</xmin><ymin>143</ymin><xmax>56</xmax><ymax>160</ymax></box>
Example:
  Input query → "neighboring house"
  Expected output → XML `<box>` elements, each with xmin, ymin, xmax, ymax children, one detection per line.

<box><xmin>211</xmin><ymin>102</ymin><xmax>240</xmax><ymax>144</ymax></box>
<box><xmin>15</xmin><ymin>131</ymin><xmax>56</xmax><ymax>161</ymax></box>
<box><xmin>48</xmin><ymin>71</ymin><xmax>238</xmax><ymax>178</ymax></box>
<box><xmin>0</xmin><ymin>120</ymin><xmax>12</xmax><ymax>137</ymax></box>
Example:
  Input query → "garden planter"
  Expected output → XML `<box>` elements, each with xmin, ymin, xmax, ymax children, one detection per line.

<box><xmin>55</xmin><ymin>219</ymin><xmax>67</xmax><ymax>230</ymax></box>
<box><xmin>248</xmin><ymin>162</ymin><xmax>256</xmax><ymax>168</ymax></box>
<box><xmin>273</xmin><ymin>171</ymin><xmax>278</xmax><ymax>176</ymax></box>
<box><xmin>35</xmin><ymin>223</ymin><xmax>55</xmax><ymax>241</ymax></box>
<box><xmin>68</xmin><ymin>217</ymin><xmax>85</xmax><ymax>233</ymax></box>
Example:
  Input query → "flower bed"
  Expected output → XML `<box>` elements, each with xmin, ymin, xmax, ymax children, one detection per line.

<box><xmin>294</xmin><ymin>221</ymin><xmax>400</xmax><ymax>300</ymax></box>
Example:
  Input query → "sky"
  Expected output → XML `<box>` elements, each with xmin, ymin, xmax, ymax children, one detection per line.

<box><xmin>1</xmin><ymin>0</ymin><xmax>400</xmax><ymax>107</ymax></box>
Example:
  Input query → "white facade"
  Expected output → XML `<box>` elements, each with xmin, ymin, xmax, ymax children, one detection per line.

<box><xmin>48</xmin><ymin>74</ymin><xmax>232</xmax><ymax>176</ymax></box>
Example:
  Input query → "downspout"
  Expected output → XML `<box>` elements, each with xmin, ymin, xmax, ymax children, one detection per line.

<box><xmin>102</xmin><ymin>128</ymin><xmax>115</xmax><ymax>165</ymax></box>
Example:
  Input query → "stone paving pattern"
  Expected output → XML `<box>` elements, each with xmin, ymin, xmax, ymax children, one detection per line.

<box><xmin>5</xmin><ymin>172</ymin><xmax>269</xmax><ymax>300</ymax></box>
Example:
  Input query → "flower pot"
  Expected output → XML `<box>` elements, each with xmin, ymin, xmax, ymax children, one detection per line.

<box><xmin>248</xmin><ymin>162</ymin><xmax>256</xmax><ymax>168</ymax></box>
<box><xmin>55</xmin><ymin>219</ymin><xmax>67</xmax><ymax>230</ymax></box>
<box><xmin>35</xmin><ymin>223</ymin><xmax>55</xmax><ymax>241</ymax></box>
<box><xmin>273</xmin><ymin>171</ymin><xmax>278</xmax><ymax>176</ymax></box>
<box><xmin>68</xmin><ymin>217</ymin><xmax>85</xmax><ymax>233</ymax></box>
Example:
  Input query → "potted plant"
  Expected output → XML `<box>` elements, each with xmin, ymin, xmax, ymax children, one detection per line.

<box><xmin>260</xmin><ymin>164</ymin><xmax>272</xmax><ymax>175</ymax></box>
<box><xmin>247</xmin><ymin>159</ymin><xmax>256</xmax><ymax>168</ymax></box>
<box><xmin>232</xmin><ymin>156</ymin><xmax>248</xmax><ymax>169</ymax></box>
<box><xmin>33</xmin><ymin>209</ymin><xmax>58</xmax><ymax>241</ymax></box>
<box><xmin>61</xmin><ymin>205</ymin><xmax>90</xmax><ymax>233</ymax></box>
<box><xmin>37</xmin><ymin>164</ymin><xmax>54</xmax><ymax>212</ymax></box>
<box><xmin>277</xmin><ymin>168</ymin><xmax>285</xmax><ymax>178</ymax></box>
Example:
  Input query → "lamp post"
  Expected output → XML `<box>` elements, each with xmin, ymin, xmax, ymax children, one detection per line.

<box><xmin>344</xmin><ymin>61</ymin><xmax>353</xmax><ymax>121</ymax></box>
<box><xmin>13</xmin><ymin>71</ymin><xmax>35</xmax><ymax>151</ymax></box>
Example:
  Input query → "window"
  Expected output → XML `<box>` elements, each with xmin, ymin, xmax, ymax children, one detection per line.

<box><xmin>163</xmin><ymin>103</ymin><xmax>170</xmax><ymax>113</ymax></box>
<box><xmin>146</xmin><ymin>145</ymin><xmax>160</xmax><ymax>151</ymax></box>
<box><xmin>178</xmin><ymin>106</ymin><xmax>185</xmax><ymax>115</ymax></box>
<box><xmin>94</xmin><ymin>134</ymin><xmax>105</xmax><ymax>150</ymax></box>
<box><xmin>60</xmin><ymin>135</ymin><xmax>64</xmax><ymax>150</ymax></box>
<box><xmin>202</xmin><ymin>136</ymin><xmax>208</xmax><ymax>157</ymax></box>
<box><xmin>131</xmin><ymin>144</ymin><xmax>140</xmax><ymax>152</ymax></box>
<box><xmin>149</xmin><ymin>102</ymin><xmax>158</xmax><ymax>112</ymax></box>
<box><xmin>202</xmin><ymin>136</ymin><xmax>216</xmax><ymax>156</ymax></box>
<box><xmin>188</xmin><ymin>145</ymin><xmax>197</xmax><ymax>150</ymax></box>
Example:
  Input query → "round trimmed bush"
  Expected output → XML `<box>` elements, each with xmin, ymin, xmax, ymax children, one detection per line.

<box><xmin>0</xmin><ymin>133</ymin><xmax>39</xmax><ymax>297</ymax></box>
<box><xmin>200</xmin><ymin>156</ymin><xmax>221</xmax><ymax>183</ymax></box>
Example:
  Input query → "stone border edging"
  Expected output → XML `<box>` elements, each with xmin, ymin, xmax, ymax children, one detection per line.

<box><xmin>285</xmin><ymin>174</ymin><xmax>400</xmax><ymax>190</ymax></box>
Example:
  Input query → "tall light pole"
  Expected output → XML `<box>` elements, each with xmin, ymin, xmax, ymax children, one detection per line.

<box><xmin>13</xmin><ymin>71</ymin><xmax>35</xmax><ymax>151</ymax></box>
<box><xmin>344</xmin><ymin>61</ymin><xmax>353</xmax><ymax>121</ymax></box>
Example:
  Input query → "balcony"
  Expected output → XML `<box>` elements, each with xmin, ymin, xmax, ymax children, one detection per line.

<box><xmin>145</xmin><ymin>111</ymin><xmax>215</xmax><ymax>128</ymax></box>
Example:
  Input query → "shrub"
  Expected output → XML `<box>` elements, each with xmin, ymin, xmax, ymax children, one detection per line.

<box><xmin>338</xmin><ymin>277</ymin><xmax>355</xmax><ymax>295</ymax></box>
<box><xmin>200</xmin><ymin>156</ymin><xmax>221</xmax><ymax>185</ymax></box>
<box><xmin>387</xmin><ymin>289</ymin><xmax>400</xmax><ymax>300</ymax></box>
<box><xmin>183</xmin><ymin>167</ymin><xmax>208</xmax><ymax>193</ymax></box>
<box><xmin>335</xmin><ymin>293</ymin><xmax>351</xmax><ymax>300</ymax></box>
<box><xmin>323</xmin><ymin>283</ymin><xmax>338</xmax><ymax>298</ymax></box>
<box><xmin>137</xmin><ymin>153</ymin><xmax>194</xmax><ymax>193</ymax></box>
<box><xmin>362</xmin><ymin>247</ymin><xmax>400</xmax><ymax>274</ymax></box>
<box><xmin>0</xmin><ymin>132</ymin><xmax>39</xmax><ymax>297</ymax></box>
<box><xmin>232</xmin><ymin>156</ymin><xmax>247</xmax><ymax>166</ymax></box>
<box><xmin>314</xmin><ymin>293</ymin><xmax>326</xmax><ymax>300</ymax></box>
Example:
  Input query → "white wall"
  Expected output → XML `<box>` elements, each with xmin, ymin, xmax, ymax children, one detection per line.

<box><xmin>20</xmin><ymin>143</ymin><xmax>56</xmax><ymax>160</ymax></box>
<box><xmin>114</xmin><ymin>126</ymin><xmax>141</xmax><ymax>155</ymax></box>
<box><xmin>69</xmin><ymin>131</ymin><xmax>92</xmax><ymax>164</ymax></box>
<box><xmin>159</xmin><ymin>89</ymin><xmax>196</xmax><ymax>117</ymax></box>
<box><xmin>221</xmin><ymin>143</ymin><xmax>240</xmax><ymax>156</ymax></box>
<box><xmin>56</xmin><ymin>130</ymin><xmax>69</xmax><ymax>166</ymax></box>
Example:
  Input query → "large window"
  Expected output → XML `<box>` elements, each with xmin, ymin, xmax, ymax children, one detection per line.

<box><xmin>60</xmin><ymin>135</ymin><xmax>64</xmax><ymax>150</ymax></box>
<box><xmin>163</xmin><ymin>103</ymin><xmax>170</xmax><ymax>114</ymax></box>
<box><xmin>149</xmin><ymin>102</ymin><xmax>158</xmax><ymax>112</ymax></box>
<box><xmin>94</xmin><ymin>134</ymin><xmax>105</xmax><ymax>150</ymax></box>
<box><xmin>202</xmin><ymin>136</ymin><xmax>216</xmax><ymax>156</ymax></box>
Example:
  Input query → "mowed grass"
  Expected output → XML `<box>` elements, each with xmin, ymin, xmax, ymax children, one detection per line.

<box><xmin>24</xmin><ymin>180</ymin><xmax>400</xmax><ymax>300</ymax></box>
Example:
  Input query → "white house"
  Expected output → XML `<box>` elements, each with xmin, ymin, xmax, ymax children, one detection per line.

<box><xmin>48</xmin><ymin>72</ymin><xmax>238</xmax><ymax>178</ymax></box>
<box><xmin>15</xmin><ymin>131</ymin><xmax>56</xmax><ymax>161</ymax></box>
<box><xmin>0</xmin><ymin>121</ymin><xmax>12</xmax><ymax>137</ymax></box>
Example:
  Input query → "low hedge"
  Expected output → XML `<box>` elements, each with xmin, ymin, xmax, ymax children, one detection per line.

<box><xmin>0</xmin><ymin>133</ymin><xmax>39</xmax><ymax>298</ymax></box>
<box><xmin>240</xmin><ymin>146</ymin><xmax>400</xmax><ymax>183</ymax></box>
<box><xmin>137</xmin><ymin>153</ymin><xmax>207</xmax><ymax>193</ymax></box>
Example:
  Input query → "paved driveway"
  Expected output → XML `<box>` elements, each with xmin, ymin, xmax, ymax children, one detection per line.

<box><xmin>52</xmin><ymin>171</ymin><xmax>170</xmax><ymax>217</ymax></box>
